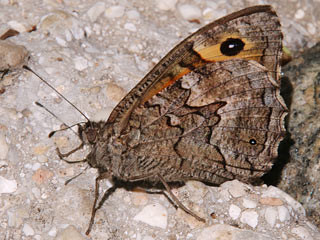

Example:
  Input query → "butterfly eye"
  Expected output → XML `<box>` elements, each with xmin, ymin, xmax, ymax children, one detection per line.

<box><xmin>220</xmin><ymin>38</ymin><xmax>245</xmax><ymax>56</ymax></box>
<box><xmin>249</xmin><ymin>139</ymin><xmax>257</xmax><ymax>145</ymax></box>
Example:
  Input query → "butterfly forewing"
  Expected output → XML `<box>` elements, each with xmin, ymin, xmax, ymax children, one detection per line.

<box><xmin>107</xmin><ymin>5</ymin><xmax>283</xmax><ymax>136</ymax></box>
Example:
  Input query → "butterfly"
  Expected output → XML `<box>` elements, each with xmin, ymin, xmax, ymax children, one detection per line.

<box><xmin>33</xmin><ymin>5</ymin><xmax>288</xmax><ymax>235</ymax></box>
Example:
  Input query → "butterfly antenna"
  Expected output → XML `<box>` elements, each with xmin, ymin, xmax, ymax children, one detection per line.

<box><xmin>34</xmin><ymin>101</ymin><xmax>82</xmax><ymax>137</ymax></box>
<box><xmin>23</xmin><ymin>65</ymin><xmax>91</xmax><ymax>123</ymax></box>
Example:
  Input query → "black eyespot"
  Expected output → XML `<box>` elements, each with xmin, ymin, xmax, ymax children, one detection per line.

<box><xmin>249</xmin><ymin>139</ymin><xmax>257</xmax><ymax>145</ymax></box>
<box><xmin>220</xmin><ymin>38</ymin><xmax>245</xmax><ymax>56</ymax></box>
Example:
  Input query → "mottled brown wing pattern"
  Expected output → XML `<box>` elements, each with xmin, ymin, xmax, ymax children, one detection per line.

<box><xmin>74</xmin><ymin>5</ymin><xmax>288</xmax><ymax>233</ymax></box>
<box><xmin>117</xmin><ymin>59</ymin><xmax>287</xmax><ymax>184</ymax></box>
<box><xmin>107</xmin><ymin>6</ymin><xmax>283</xmax><ymax>136</ymax></box>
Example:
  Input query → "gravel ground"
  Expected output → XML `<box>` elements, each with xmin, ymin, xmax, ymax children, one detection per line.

<box><xmin>0</xmin><ymin>0</ymin><xmax>320</xmax><ymax>239</ymax></box>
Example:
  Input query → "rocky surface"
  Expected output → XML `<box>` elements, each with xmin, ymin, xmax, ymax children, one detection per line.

<box><xmin>278</xmin><ymin>42</ymin><xmax>320</xmax><ymax>228</ymax></box>
<box><xmin>0</xmin><ymin>0</ymin><xmax>320</xmax><ymax>239</ymax></box>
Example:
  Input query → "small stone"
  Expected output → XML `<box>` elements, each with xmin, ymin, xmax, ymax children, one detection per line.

<box><xmin>133</xmin><ymin>203</ymin><xmax>168</xmax><ymax>229</ymax></box>
<box><xmin>242</xmin><ymin>198</ymin><xmax>257</xmax><ymax>209</ymax></box>
<box><xmin>264</xmin><ymin>207</ymin><xmax>277</xmax><ymax>227</ymax></box>
<box><xmin>55</xmin><ymin>225</ymin><xmax>85</xmax><ymax>240</ymax></box>
<box><xmin>178</xmin><ymin>4</ymin><xmax>201</xmax><ymax>21</ymax></box>
<box><xmin>127</xmin><ymin>10</ymin><xmax>140</xmax><ymax>20</ymax></box>
<box><xmin>74</xmin><ymin>56</ymin><xmax>88</xmax><ymax>71</ymax></box>
<box><xmin>0</xmin><ymin>132</ymin><xmax>9</xmax><ymax>159</ymax></box>
<box><xmin>0</xmin><ymin>40</ymin><xmax>28</xmax><ymax>71</ymax></box>
<box><xmin>105</xmin><ymin>83</ymin><xmax>126</xmax><ymax>102</ymax></box>
<box><xmin>156</xmin><ymin>0</ymin><xmax>177</xmax><ymax>11</ymax></box>
<box><xmin>260</xmin><ymin>197</ymin><xmax>283</xmax><ymax>206</ymax></box>
<box><xmin>307</xmin><ymin>23</ymin><xmax>316</xmax><ymax>35</ymax></box>
<box><xmin>291</xmin><ymin>226</ymin><xmax>313</xmax><ymax>240</ymax></box>
<box><xmin>40</xmin><ymin>11</ymin><xmax>84</xmax><ymax>40</ymax></box>
<box><xmin>55</xmin><ymin>36</ymin><xmax>67</xmax><ymax>46</ymax></box>
<box><xmin>124</xmin><ymin>23</ymin><xmax>137</xmax><ymax>32</ymax></box>
<box><xmin>7</xmin><ymin>20</ymin><xmax>27</xmax><ymax>32</ymax></box>
<box><xmin>105</xmin><ymin>5</ymin><xmax>125</xmax><ymax>18</ymax></box>
<box><xmin>240</xmin><ymin>210</ymin><xmax>258</xmax><ymax>228</ymax></box>
<box><xmin>32</xmin><ymin>162</ymin><xmax>41</xmax><ymax>171</ymax></box>
<box><xmin>32</xmin><ymin>168</ymin><xmax>53</xmax><ymax>184</ymax></box>
<box><xmin>229</xmin><ymin>204</ymin><xmax>241</xmax><ymax>220</ymax></box>
<box><xmin>0</xmin><ymin>176</ymin><xmax>17</xmax><ymax>193</ymax></box>
<box><xmin>87</xmin><ymin>2</ymin><xmax>106</xmax><ymax>22</ymax></box>
<box><xmin>202</xmin><ymin>8</ymin><xmax>214</xmax><ymax>20</ymax></box>
<box><xmin>277</xmin><ymin>206</ymin><xmax>290</xmax><ymax>222</ymax></box>
<box><xmin>294</xmin><ymin>9</ymin><xmax>305</xmax><ymax>19</ymax></box>
<box><xmin>23</xmin><ymin>223</ymin><xmax>35</xmax><ymax>236</ymax></box>
<box><xmin>222</xmin><ymin>180</ymin><xmax>246</xmax><ymax>198</ymax></box>
<box><xmin>48</xmin><ymin>226</ymin><xmax>57</xmax><ymax>237</ymax></box>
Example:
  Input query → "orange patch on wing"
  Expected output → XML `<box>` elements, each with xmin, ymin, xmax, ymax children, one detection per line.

<box><xmin>141</xmin><ymin>68</ymin><xmax>191</xmax><ymax>104</ymax></box>
<box><xmin>194</xmin><ymin>33</ymin><xmax>263</xmax><ymax>62</ymax></box>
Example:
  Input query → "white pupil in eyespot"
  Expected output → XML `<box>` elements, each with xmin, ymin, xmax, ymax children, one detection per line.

<box><xmin>228</xmin><ymin>44</ymin><xmax>235</xmax><ymax>48</ymax></box>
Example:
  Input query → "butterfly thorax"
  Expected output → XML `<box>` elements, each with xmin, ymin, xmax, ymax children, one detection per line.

<box><xmin>81</xmin><ymin>121</ymin><xmax>133</xmax><ymax>179</ymax></box>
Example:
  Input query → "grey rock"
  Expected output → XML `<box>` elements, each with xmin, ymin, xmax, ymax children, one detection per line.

<box><xmin>278</xmin><ymin>42</ymin><xmax>320</xmax><ymax>228</ymax></box>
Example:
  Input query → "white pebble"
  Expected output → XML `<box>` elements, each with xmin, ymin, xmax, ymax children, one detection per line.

<box><xmin>156</xmin><ymin>0</ymin><xmax>177</xmax><ymax>11</ymax></box>
<box><xmin>229</xmin><ymin>204</ymin><xmax>241</xmax><ymax>220</ymax></box>
<box><xmin>127</xmin><ymin>9</ymin><xmax>140</xmax><ymax>20</ymax></box>
<box><xmin>307</xmin><ymin>23</ymin><xmax>316</xmax><ymax>35</ymax></box>
<box><xmin>7</xmin><ymin>20</ymin><xmax>27</xmax><ymax>32</ymax></box>
<box><xmin>55</xmin><ymin>37</ymin><xmax>67</xmax><ymax>47</ymax></box>
<box><xmin>291</xmin><ymin>226</ymin><xmax>313</xmax><ymax>240</ymax></box>
<box><xmin>0</xmin><ymin>133</ymin><xmax>9</xmax><ymax>160</ymax></box>
<box><xmin>133</xmin><ymin>203</ymin><xmax>168</xmax><ymax>229</ymax></box>
<box><xmin>202</xmin><ymin>8</ymin><xmax>214</xmax><ymax>20</ymax></box>
<box><xmin>32</xmin><ymin>162</ymin><xmax>41</xmax><ymax>171</ymax></box>
<box><xmin>240</xmin><ymin>210</ymin><xmax>258</xmax><ymax>228</ymax></box>
<box><xmin>48</xmin><ymin>226</ymin><xmax>57</xmax><ymax>237</ymax></box>
<box><xmin>178</xmin><ymin>4</ymin><xmax>201</xmax><ymax>21</ymax></box>
<box><xmin>87</xmin><ymin>2</ymin><xmax>106</xmax><ymax>22</ymax></box>
<box><xmin>222</xmin><ymin>180</ymin><xmax>246</xmax><ymax>198</ymax></box>
<box><xmin>105</xmin><ymin>5</ymin><xmax>125</xmax><ymax>18</ymax></box>
<box><xmin>74</xmin><ymin>56</ymin><xmax>88</xmax><ymax>71</ymax></box>
<box><xmin>278</xmin><ymin>206</ymin><xmax>290</xmax><ymax>222</ymax></box>
<box><xmin>0</xmin><ymin>176</ymin><xmax>17</xmax><ymax>193</ymax></box>
<box><xmin>23</xmin><ymin>223</ymin><xmax>35</xmax><ymax>236</ymax></box>
<box><xmin>124</xmin><ymin>23</ymin><xmax>137</xmax><ymax>32</ymax></box>
<box><xmin>242</xmin><ymin>198</ymin><xmax>257</xmax><ymax>208</ymax></box>
<box><xmin>294</xmin><ymin>9</ymin><xmax>305</xmax><ymax>19</ymax></box>
<box><xmin>264</xmin><ymin>207</ymin><xmax>277</xmax><ymax>227</ymax></box>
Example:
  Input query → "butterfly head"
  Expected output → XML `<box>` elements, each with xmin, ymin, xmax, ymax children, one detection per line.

<box><xmin>79</xmin><ymin>121</ymin><xmax>105</xmax><ymax>145</ymax></box>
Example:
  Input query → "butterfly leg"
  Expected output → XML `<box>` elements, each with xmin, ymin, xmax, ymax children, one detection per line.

<box><xmin>157</xmin><ymin>173</ymin><xmax>205</xmax><ymax>223</ymax></box>
<box><xmin>86</xmin><ymin>172</ymin><xmax>114</xmax><ymax>235</ymax></box>
<box><xmin>56</xmin><ymin>142</ymin><xmax>85</xmax><ymax>161</ymax></box>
